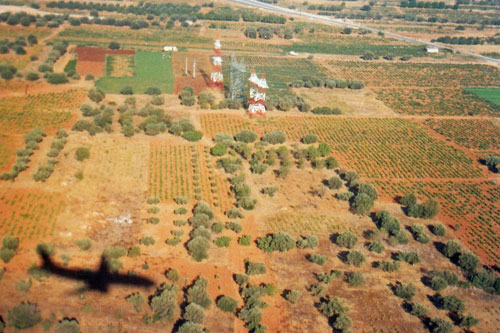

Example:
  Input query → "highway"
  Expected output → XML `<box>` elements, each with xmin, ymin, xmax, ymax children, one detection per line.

<box><xmin>229</xmin><ymin>0</ymin><xmax>500</xmax><ymax>66</ymax></box>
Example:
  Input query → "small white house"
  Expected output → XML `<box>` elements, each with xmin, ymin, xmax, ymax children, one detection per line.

<box><xmin>163</xmin><ymin>46</ymin><xmax>178</xmax><ymax>52</ymax></box>
<box><xmin>289</xmin><ymin>51</ymin><xmax>298</xmax><ymax>56</ymax></box>
<box><xmin>426</xmin><ymin>46</ymin><xmax>439</xmax><ymax>53</ymax></box>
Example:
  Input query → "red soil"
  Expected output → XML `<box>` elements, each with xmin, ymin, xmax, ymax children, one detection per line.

<box><xmin>74</xmin><ymin>47</ymin><xmax>135</xmax><ymax>77</ymax></box>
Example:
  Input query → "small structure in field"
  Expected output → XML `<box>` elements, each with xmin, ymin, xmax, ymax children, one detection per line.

<box><xmin>426</xmin><ymin>46</ymin><xmax>439</xmax><ymax>53</ymax></box>
<box><xmin>210</xmin><ymin>37</ymin><xmax>224</xmax><ymax>91</ymax></box>
<box><xmin>289</xmin><ymin>51</ymin><xmax>298</xmax><ymax>56</ymax></box>
<box><xmin>163</xmin><ymin>46</ymin><xmax>178</xmax><ymax>52</ymax></box>
<box><xmin>248</xmin><ymin>68</ymin><xmax>268</xmax><ymax>117</ymax></box>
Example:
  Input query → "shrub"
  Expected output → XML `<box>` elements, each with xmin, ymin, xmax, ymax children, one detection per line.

<box><xmin>183</xmin><ymin>131</ymin><xmax>203</xmax><ymax>142</ymax></box>
<box><xmin>320</xmin><ymin>297</ymin><xmax>349</xmax><ymax>317</ymax></box>
<box><xmin>307</xmin><ymin>254</ymin><xmax>328</xmax><ymax>266</ymax></box>
<box><xmin>108</xmin><ymin>41</ymin><xmax>120</xmax><ymax>50</ymax></box>
<box><xmin>397</xmin><ymin>251</ymin><xmax>420</xmax><ymax>265</ymax></box>
<box><xmin>261</xmin><ymin>186</ymin><xmax>278</xmax><ymax>196</ymax></box>
<box><xmin>351</xmin><ymin>193</ymin><xmax>374</xmax><ymax>215</ymax></box>
<box><xmin>165</xmin><ymin>268</ymin><xmax>179</xmax><ymax>282</ymax></box>
<box><xmin>128</xmin><ymin>246</ymin><xmax>141</xmax><ymax>257</ymax></box>
<box><xmin>211</xmin><ymin>143</ymin><xmax>227</xmax><ymax>156</ymax></box>
<box><xmin>145</xmin><ymin>87</ymin><xmax>161</xmax><ymax>95</ymax></box>
<box><xmin>148</xmin><ymin>206</ymin><xmax>160</xmax><ymax>214</ymax></box>
<box><xmin>174</xmin><ymin>196</ymin><xmax>189</xmax><ymax>205</ymax></box>
<box><xmin>126</xmin><ymin>293</ymin><xmax>145</xmax><ymax>312</ymax></box>
<box><xmin>0</xmin><ymin>248</ymin><xmax>16</xmax><ymax>263</ymax></box>
<box><xmin>226</xmin><ymin>221</ymin><xmax>242</xmax><ymax>233</ymax></box>
<box><xmin>75</xmin><ymin>147</ymin><xmax>90</xmax><ymax>161</ymax></box>
<box><xmin>237</xmin><ymin>197</ymin><xmax>256</xmax><ymax>210</ymax></box>
<box><xmin>379</xmin><ymin>260</ymin><xmax>400</xmax><ymax>272</ymax></box>
<box><xmin>336</xmin><ymin>232</ymin><xmax>358</xmax><ymax>249</ymax></box>
<box><xmin>394</xmin><ymin>282</ymin><xmax>416</xmax><ymax>301</ymax></box>
<box><xmin>458</xmin><ymin>252</ymin><xmax>479</xmax><ymax>272</ymax></box>
<box><xmin>234</xmin><ymin>274</ymin><xmax>249</xmax><ymax>287</ymax></box>
<box><xmin>186</xmin><ymin>277</ymin><xmax>211</xmax><ymax>309</ymax></box>
<box><xmin>184</xmin><ymin>303</ymin><xmax>205</xmax><ymax>324</ymax></box>
<box><xmin>214</xmin><ymin>236</ymin><xmax>231</xmax><ymax>248</ymax></box>
<box><xmin>216</xmin><ymin>296</ymin><xmax>238</xmax><ymax>312</ymax></box>
<box><xmin>187</xmin><ymin>236</ymin><xmax>210</xmax><ymax>261</ymax></box>
<box><xmin>25</xmin><ymin>72</ymin><xmax>39</xmax><ymax>81</ymax></box>
<box><xmin>443</xmin><ymin>240</ymin><xmax>461</xmax><ymax>258</ymax></box>
<box><xmin>36</xmin><ymin>243</ymin><xmax>55</xmax><ymax>256</ymax></box>
<box><xmin>47</xmin><ymin>73</ymin><xmax>68</xmax><ymax>84</ymax></box>
<box><xmin>2</xmin><ymin>236</ymin><xmax>19</xmax><ymax>250</ymax></box>
<box><xmin>316</xmin><ymin>270</ymin><xmax>342</xmax><ymax>283</ymax></box>
<box><xmin>457</xmin><ymin>313</ymin><xmax>479</xmax><ymax>329</ymax></box>
<box><xmin>431</xmin><ymin>223</ymin><xmax>446</xmax><ymax>236</ymax></box>
<box><xmin>177</xmin><ymin>322</ymin><xmax>204</xmax><ymax>333</ymax></box>
<box><xmin>210</xmin><ymin>222</ymin><xmax>223</xmax><ymax>233</ymax></box>
<box><xmin>149</xmin><ymin>284</ymin><xmax>178</xmax><ymax>322</ymax></box>
<box><xmin>235</xmin><ymin>130</ymin><xmax>257</xmax><ymax>143</ymax></box>
<box><xmin>367</xmin><ymin>241</ymin><xmax>385</xmax><ymax>253</ymax></box>
<box><xmin>429</xmin><ymin>318</ymin><xmax>453</xmax><ymax>333</ymax></box>
<box><xmin>6</xmin><ymin>302</ymin><xmax>41</xmax><ymax>329</ymax></box>
<box><xmin>257</xmin><ymin>232</ymin><xmax>296</xmax><ymax>252</ymax></box>
<box><xmin>347</xmin><ymin>250</ymin><xmax>365</xmax><ymax>267</ymax></box>
<box><xmin>333</xmin><ymin>314</ymin><xmax>352</xmax><ymax>331</ymax></box>
<box><xmin>174</xmin><ymin>207</ymin><xmax>187</xmax><ymax>215</ymax></box>
<box><xmin>262</xmin><ymin>130</ymin><xmax>286</xmax><ymax>144</ymax></box>
<box><xmin>55</xmin><ymin>319</ymin><xmax>80</xmax><ymax>333</ymax></box>
<box><xmin>296</xmin><ymin>235</ymin><xmax>318</xmax><ymax>249</ymax></box>
<box><xmin>358</xmin><ymin>183</ymin><xmax>378</xmax><ymax>201</ymax></box>
<box><xmin>429</xmin><ymin>276</ymin><xmax>448</xmax><ymax>291</ymax></box>
<box><xmin>302</xmin><ymin>134</ymin><xmax>317</xmax><ymax>144</ymax></box>
<box><xmin>227</xmin><ymin>208</ymin><xmax>243</xmax><ymax>219</ymax></box>
<box><xmin>120</xmin><ymin>86</ymin><xmax>133</xmax><ymax>95</ymax></box>
<box><xmin>246</xmin><ymin>261</ymin><xmax>267</xmax><ymax>275</ymax></box>
<box><xmin>346</xmin><ymin>272</ymin><xmax>364</xmax><ymax>286</ymax></box>
<box><xmin>88</xmin><ymin>88</ymin><xmax>105</xmax><ymax>103</ymax></box>
<box><xmin>327</xmin><ymin>176</ymin><xmax>342</xmax><ymax>190</ymax></box>
<box><xmin>194</xmin><ymin>201</ymin><xmax>214</xmax><ymax>219</ymax></box>
<box><xmin>166</xmin><ymin>237</ymin><xmax>181</xmax><ymax>246</ymax></box>
<box><xmin>74</xmin><ymin>239</ymin><xmax>91</xmax><ymax>251</ymax></box>
<box><xmin>438</xmin><ymin>295</ymin><xmax>465</xmax><ymax>312</ymax></box>
<box><xmin>410</xmin><ymin>303</ymin><xmax>428</xmax><ymax>318</ymax></box>
<box><xmin>238</xmin><ymin>235</ymin><xmax>252</xmax><ymax>246</ymax></box>
<box><xmin>148</xmin><ymin>217</ymin><xmax>160</xmax><ymax>224</ymax></box>
<box><xmin>337</xmin><ymin>191</ymin><xmax>354</xmax><ymax>201</ymax></box>
<box><xmin>140</xmin><ymin>237</ymin><xmax>155</xmax><ymax>246</ymax></box>
<box><xmin>284</xmin><ymin>290</ymin><xmax>300</xmax><ymax>304</ymax></box>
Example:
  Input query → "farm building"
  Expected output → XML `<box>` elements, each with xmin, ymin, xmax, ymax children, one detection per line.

<box><xmin>426</xmin><ymin>46</ymin><xmax>439</xmax><ymax>53</ymax></box>
<box><xmin>163</xmin><ymin>46</ymin><xmax>178</xmax><ymax>52</ymax></box>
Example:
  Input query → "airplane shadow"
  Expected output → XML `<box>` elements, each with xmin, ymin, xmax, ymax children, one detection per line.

<box><xmin>39</xmin><ymin>250</ymin><xmax>154</xmax><ymax>293</ymax></box>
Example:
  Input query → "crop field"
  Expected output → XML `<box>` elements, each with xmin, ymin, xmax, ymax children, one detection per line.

<box><xmin>106</xmin><ymin>55</ymin><xmax>135</xmax><ymax>77</ymax></box>
<box><xmin>0</xmin><ymin>135</ymin><xmax>19</xmax><ymax>172</ymax></box>
<box><xmin>222</xmin><ymin>55</ymin><xmax>327</xmax><ymax>96</ymax></box>
<box><xmin>200</xmin><ymin>113</ymin><xmax>263</xmax><ymax>139</ymax></box>
<box><xmin>0</xmin><ymin>189</ymin><xmax>64</xmax><ymax>240</ymax></box>
<box><xmin>424</xmin><ymin>119</ymin><xmax>500</xmax><ymax>151</ymax></box>
<box><xmin>265</xmin><ymin>213</ymin><xmax>356</xmax><ymax>235</ymax></box>
<box><xmin>465</xmin><ymin>88</ymin><xmax>500</xmax><ymax>106</ymax></box>
<box><xmin>96</xmin><ymin>50</ymin><xmax>174</xmax><ymax>94</ymax></box>
<box><xmin>59</xmin><ymin>26</ymin><xmax>211</xmax><ymax>48</ymax></box>
<box><xmin>281</xmin><ymin>41</ymin><xmax>426</xmax><ymax>56</ymax></box>
<box><xmin>75</xmin><ymin>47</ymin><xmax>136</xmax><ymax>77</ymax></box>
<box><xmin>201</xmin><ymin>114</ymin><xmax>482</xmax><ymax>179</ymax></box>
<box><xmin>148</xmin><ymin>143</ymin><xmax>233</xmax><ymax>212</ymax></box>
<box><xmin>375</xmin><ymin>180</ymin><xmax>500</xmax><ymax>265</ymax></box>
<box><xmin>0</xmin><ymin>90</ymin><xmax>86</xmax><ymax>134</ymax></box>
<box><xmin>375</xmin><ymin>88</ymin><xmax>500</xmax><ymax>116</ymax></box>
<box><xmin>326</xmin><ymin>61</ymin><xmax>500</xmax><ymax>88</ymax></box>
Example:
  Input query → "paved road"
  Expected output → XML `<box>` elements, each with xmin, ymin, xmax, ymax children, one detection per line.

<box><xmin>229</xmin><ymin>0</ymin><xmax>500</xmax><ymax>66</ymax></box>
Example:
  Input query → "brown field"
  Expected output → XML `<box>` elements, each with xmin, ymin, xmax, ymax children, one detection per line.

<box><xmin>74</xmin><ymin>47</ymin><xmax>136</xmax><ymax>77</ymax></box>
<box><xmin>172</xmin><ymin>51</ymin><xmax>213</xmax><ymax>94</ymax></box>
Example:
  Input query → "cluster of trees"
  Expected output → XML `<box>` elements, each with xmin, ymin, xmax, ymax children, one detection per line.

<box><xmin>145</xmin><ymin>283</ymin><xmax>178</xmax><ymax>323</ymax></box>
<box><xmin>33</xmin><ymin>129</ymin><xmax>68</xmax><ymax>182</ymax></box>
<box><xmin>205</xmin><ymin>6</ymin><xmax>286</xmax><ymax>23</ymax></box>
<box><xmin>38</xmin><ymin>40</ymin><xmax>69</xmax><ymax>81</ymax></box>
<box><xmin>0</xmin><ymin>236</ymin><xmax>19</xmax><ymax>263</ymax></box>
<box><xmin>186</xmin><ymin>202</ymin><xmax>214</xmax><ymax>261</ymax></box>
<box><xmin>256</xmin><ymin>232</ymin><xmax>318</xmax><ymax>252</ymax></box>
<box><xmin>400</xmin><ymin>0</ymin><xmax>456</xmax><ymax>9</ymax></box>
<box><xmin>244</xmin><ymin>26</ymin><xmax>293</xmax><ymax>39</ymax></box>
<box><xmin>236</xmin><ymin>273</ymin><xmax>275</xmax><ymax>332</ymax></box>
<box><xmin>319</xmin><ymin>297</ymin><xmax>352</xmax><ymax>332</ymax></box>
<box><xmin>400</xmin><ymin>193</ymin><xmax>440</xmax><ymax>219</ymax></box>
<box><xmin>1</xmin><ymin>128</ymin><xmax>46</xmax><ymax>180</ymax></box>
<box><xmin>486</xmin><ymin>154</ymin><xmax>500</xmax><ymax>172</ymax></box>
<box><xmin>311</xmin><ymin>107</ymin><xmax>342</xmax><ymax>115</ymax></box>
<box><xmin>230</xmin><ymin>174</ymin><xmax>257</xmax><ymax>210</ymax></box>
<box><xmin>73</xmin><ymin>94</ymin><xmax>114</xmax><ymax>135</ymax></box>
<box><xmin>0</xmin><ymin>34</ymin><xmax>37</xmax><ymax>56</ymax></box>
<box><xmin>177</xmin><ymin>277</ymin><xmax>211</xmax><ymax>332</ymax></box>
<box><xmin>290</xmin><ymin>76</ymin><xmax>364</xmax><ymax>90</ymax></box>
<box><xmin>308</xmin><ymin>3</ymin><xmax>345</xmax><ymax>11</ymax></box>
<box><xmin>179</xmin><ymin>86</ymin><xmax>241</xmax><ymax>110</ymax></box>
<box><xmin>374</xmin><ymin>210</ymin><xmax>410</xmax><ymax>245</ymax></box>
<box><xmin>434</xmin><ymin>36</ymin><xmax>500</xmax><ymax>45</ymax></box>
<box><xmin>331</xmin><ymin>169</ymin><xmax>378</xmax><ymax>216</ymax></box>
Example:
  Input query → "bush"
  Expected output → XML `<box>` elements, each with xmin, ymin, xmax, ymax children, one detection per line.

<box><xmin>183</xmin><ymin>131</ymin><xmax>203</xmax><ymax>142</ymax></box>
<box><xmin>128</xmin><ymin>246</ymin><xmax>141</xmax><ymax>257</ymax></box>
<box><xmin>429</xmin><ymin>317</ymin><xmax>453</xmax><ymax>333</ymax></box>
<box><xmin>327</xmin><ymin>176</ymin><xmax>342</xmax><ymax>190</ymax></box>
<box><xmin>216</xmin><ymin>296</ymin><xmax>238</xmax><ymax>312</ymax></box>
<box><xmin>307</xmin><ymin>254</ymin><xmax>328</xmax><ymax>266</ymax></box>
<box><xmin>367</xmin><ymin>241</ymin><xmax>385</xmax><ymax>253</ymax></box>
<box><xmin>186</xmin><ymin>277</ymin><xmax>211</xmax><ymax>309</ymax></box>
<box><xmin>320</xmin><ymin>297</ymin><xmax>349</xmax><ymax>317</ymax></box>
<box><xmin>337</xmin><ymin>191</ymin><xmax>354</xmax><ymax>201</ymax></box>
<box><xmin>226</xmin><ymin>221</ymin><xmax>242</xmax><ymax>233</ymax></box>
<box><xmin>457</xmin><ymin>313</ymin><xmax>479</xmax><ymax>329</ymax></box>
<box><xmin>351</xmin><ymin>193</ymin><xmax>374</xmax><ymax>215</ymax></box>
<box><xmin>358</xmin><ymin>183</ymin><xmax>378</xmax><ymax>201</ymax></box>
<box><xmin>36</xmin><ymin>242</ymin><xmax>55</xmax><ymax>256</ymax></box>
<box><xmin>211</xmin><ymin>143</ymin><xmax>227</xmax><ymax>156</ymax></box>
<box><xmin>237</xmin><ymin>197</ymin><xmax>256</xmax><ymax>210</ymax></box>
<box><xmin>214</xmin><ymin>236</ymin><xmax>231</xmax><ymax>248</ymax></box>
<box><xmin>55</xmin><ymin>319</ymin><xmax>80</xmax><ymax>333</ymax></box>
<box><xmin>410</xmin><ymin>303</ymin><xmax>428</xmax><ymax>318</ymax></box>
<box><xmin>47</xmin><ymin>73</ymin><xmax>68</xmax><ymax>84</ymax></box>
<box><xmin>397</xmin><ymin>251</ymin><xmax>420</xmax><ymax>265</ymax></box>
<box><xmin>443</xmin><ymin>240</ymin><xmax>461</xmax><ymax>258</ymax></box>
<box><xmin>6</xmin><ymin>302</ymin><xmax>41</xmax><ymax>329</ymax></box>
<box><xmin>227</xmin><ymin>208</ymin><xmax>243</xmax><ymax>219</ymax></box>
<box><xmin>120</xmin><ymin>86</ymin><xmax>133</xmax><ymax>95</ymax></box>
<box><xmin>283</xmin><ymin>289</ymin><xmax>300</xmax><ymax>304</ymax></box>
<box><xmin>25</xmin><ymin>72</ymin><xmax>39</xmax><ymax>81</ymax></box>
<box><xmin>262</xmin><ymin>130</ymin><xmax>286</xmax><ymax>144</ymax></box>
<box><xmin>0</xmin><ymin>248</ymin><xmax>16</xmax><ymax>263</ymax></box>
<box><xmin>149</xmin><ymin>285</ymin><xmax>178</xmax><ymax>322</ymax></box>
<box><xmin>234</xmin><ymin>274</ymin><xmax>249</xmax><ymax>287</ymax></box>
<box><xmin>187</xmin><ymin>236</ymin><xmax>210</xmax><ymax>261</ymax></box>
<box><xmin>126</xmin><ymin>293</ymin><xmax>145</xmax><ymax>312</ymax></box>
<box><xmin>257</xmin><ymin>232</ymin><xmax>296</xmax><ymax>252</ymax></box>
<box><xmin>394</xmin><ymin>282</ymin><xmax>416</xmax><ymax>301</ymax></box>
<box><xmin>177</xmin><ymin>322</ymin><xmax>204</xmax><ymax>333</ymax></box>
<box><xmin>379</xmin><ymin>260</ymin><xmax>400</xmax><ymax>272</ymax></box>
<box><xmin>246</xmin><ymin>261</ymin><xmax>267</xmax><ymax>275</ymax></box>
<box><xmin>235</xmin><ymin>130</ymin><xmax>257</xmax><ymax>143</ymax></box>
<box><xmin>303</xmin><ymin>134</ymin><xmax>317</xmax><ymax>144</ymax></box>
<box><xmin>336</xmin><ymin>232</ymin><xmax>358</xmax><ymax>249</ymax></box>
<box><xmin>431</xmin><ymin>223</ymin><xmax>446</xmax><ymax>236</ymax></box>
<box><xmin>296</xmin><ymin>235</ymin><xmax>318</xmax><ymax>249</ymax></box>
<box><xmin>458</xmin><ymin>252</ymin><xmax>479</xmax><ymax>272</ymax></box>
<box><xmin>141</xmin><ymin>237</ymin><xmax>155</xmax><ymax>246</ymax></box>
<box><xmin>88</xmin><ymin>88</ymin><xmax>105</xmax><ymax>103</ymax></box>
<box><xmin>75</xmin><ymin>147</ymin><xmax>90</xmax><ymax>161</ymax></box>
<box><xmin>184</xmin><ymin>303</ymin><xmax>205</xmax><ymax>324</ymax></box>
<box><xmin>346</xmin><ymin>272</ymin><xmax>364</xmax><ymax>286</ymax></box>
<box><xmin>347</xmin><ymin>250</ymin><xmax>365</xmax><ymax>267</ymax></box>
<box><xmin>166</xmin><ymin>237</ymin><xmax>181</xmax><ymax>246</ymax></box>
<box><xmin>108</xmin><ymin>41</ymin><xmax>120</xmax><ymax>50</ymax></box>
<box><xmin>429</xmin><ymin>276</ymin><xmax>448</xmax><ymax>291</ymax></box>
<box><xmin>145</xmin><ymin>87</ymin><xmax>161</xmax><ymax>95</ymax></box>
<box><xmin>2</xmin><ymin>236</ymin><xmax>19</xmax><ymax>250</ymax></box>
<box><xmin>174</xmin><ymin>207</ymin><xmax>187</xmax><ymax>215</ymax></box>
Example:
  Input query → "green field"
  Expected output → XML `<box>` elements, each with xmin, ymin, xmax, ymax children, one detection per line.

<box><xmin>465</xmin><ymin>88</ymin><xmax>500</xmax><ymax>106</ymax></box>
<box><xmin>281</xmin><ymin>42</ymin><xmax>427</xmax><ymax>57</ymax></box>
<box><xmin>96</xmin><ymin>50</ymin><xmax>174</xmax><ymax>94</ymax></box>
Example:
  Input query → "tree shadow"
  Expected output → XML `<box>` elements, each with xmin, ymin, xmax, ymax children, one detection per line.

<box><xmin>337</xmin><ymin>251</ymin><xmax>349</xmax><ymax>264</ymax></box>
<box><xmin>38</xmin><ymin>250</ymin><xmax>154</xmax><ymax>293</ymax></box>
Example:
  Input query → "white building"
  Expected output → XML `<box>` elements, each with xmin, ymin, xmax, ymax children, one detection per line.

<box><xmin>163</xmin><ymin>46</ymin><xmax>178</xmax><ymax>52</ymax></box>
<box><xmin>426</xmin><ymin>46</ymin><xmax>439</xmax><ymax>53</ymax></box>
